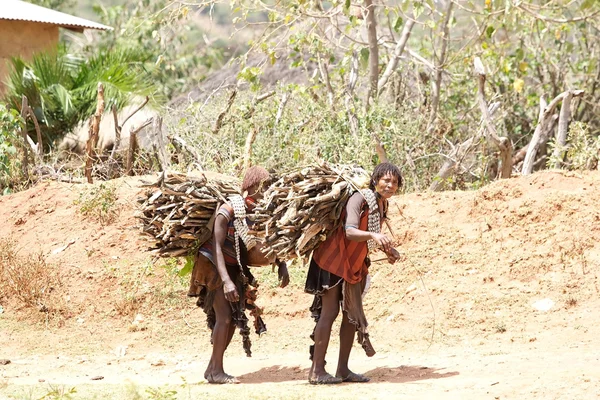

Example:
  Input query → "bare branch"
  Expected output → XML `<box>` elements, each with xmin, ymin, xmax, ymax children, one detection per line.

<box><xmin>213</xmin><ymin>89</ymin><xmax>237</xmax><ymax>134</ymax></box>
<box><xmin>473</xmin><ymin>57</ymin><xmax>513</xmax><ymax>179</ymax></box>
<box><xmin>378</xmin><ymin>19</ymin><xmax>416</xmax><ymax>95</ymax></box>
<box><xmin>522</xmin><ymin>89</ymin><xmax>584</xmax><ymax>175</ymax></box>
<box><xmin>317</xmin><ymin>54</ymin><xmax>335</xmax><ymax>108</ymax></box>
<box><xmin>551</xmin><ymin>90</ymin><xmax>574</xmax><ymax>169</ymax></box>
<box><xmin>274</xmin><ymin>91</ymin><xmax>290</xmax><ymax>127</ymax></box>
<box><xmin>121</xmin><ymin>96</ymin><xmax>150</xmax><ymax>129</ymax></box>
<box><xmin>243</xmin><ymin>126</ymin><xmax>258</xmax><ymax>172</ymax></box>
<box><xmin>26</xmin><ymin>106</ymin><xmax>43</xmax><ymax>158</ymax></box>
<box><xmin>517</xmin><ymin>4</ymin><xmax>600</xmax><ymax>24</ymax></box>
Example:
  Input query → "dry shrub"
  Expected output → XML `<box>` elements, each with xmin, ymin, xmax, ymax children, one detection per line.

<box><xmin>0</xmin><ymin>238</ymin><xmax>67</xmax><ymax>320</ymax></box>
<box><xmin>74</xmin><ymin>183</ymin><xmax>119</xmax><ymax>225</ymax></box>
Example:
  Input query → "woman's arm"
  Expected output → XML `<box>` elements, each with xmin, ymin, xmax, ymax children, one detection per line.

<box><xmin>213</xmin><ymin>214</ymin><xmax>238</xmax><ymax>302</ymax></box>
<box><xmin>344</xmin><ymin>192</ymin><xmax>393</xmax><ymax>253</ymax></box>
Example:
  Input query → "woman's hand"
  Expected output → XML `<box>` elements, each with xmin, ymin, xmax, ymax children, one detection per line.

<box><xmin>277</xmin><ymin>260</ymin><xmax>290</xmax><ymax>288</ymax></box>
<box><xmin>386</xmin><ymin>247</ymin><xmax>401</xmax><ymax>264</ymax></box>
<box><xmin>223</xmin><ymin>280</ymin><xmax>239</xmax><ymax>302</ymax></box>
<box><xmin>371</xmin><ymin>232</ymin><xmax>393</xmax><ymax>253</ymax></box>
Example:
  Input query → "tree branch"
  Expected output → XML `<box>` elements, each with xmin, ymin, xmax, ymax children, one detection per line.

<box><xmin>473</xmin><ymin>57</ymin><xmax>513</xmax><ymax>179</ymax></box>
<box><xmin>378</xmin><ymin>19</ymin><xmax>416</xmax><ymax>95</ymax></box>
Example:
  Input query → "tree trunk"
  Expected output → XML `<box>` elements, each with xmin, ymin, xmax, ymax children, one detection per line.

<box><xmin>427</xmin><ymin>0</ymin><xmax>453</xmax><ymax>131</ymax></box>
<box><xmin>551</xmin><ymin>90</ymin><xmax>573</xmax><ymax>169</ymax></box>
<box><xmin>364</xmin><ymin>0</ymin><xmax>379</xmax><ymax>103</ymax></box>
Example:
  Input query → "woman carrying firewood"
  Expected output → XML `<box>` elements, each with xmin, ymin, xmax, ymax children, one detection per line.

<box><xmin>305</xmin><ymin>162</ymin><xmax>402</xmax><ymax>384</ymax></box>
<box><xmin>188</xmin><ymin>166</ymin><xmax>289</xmax><ymax>384</ymax></box>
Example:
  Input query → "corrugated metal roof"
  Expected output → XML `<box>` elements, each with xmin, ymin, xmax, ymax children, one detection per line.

<box><xmin>1</xmin><ymin>0</ymin><xmax>112</xmax><ymax>32</ymax></box>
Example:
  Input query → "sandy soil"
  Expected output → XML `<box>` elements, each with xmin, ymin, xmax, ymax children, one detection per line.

<box><xmin>1</xmin><ymin>170</ymin><xmax>599</xmax><ymax>399</ymax></box>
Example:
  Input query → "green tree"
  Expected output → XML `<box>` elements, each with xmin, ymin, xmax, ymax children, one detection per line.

<box><xmin>3</xmin><ymin>46</ymin><xmax>157</xmax><ymax>148</ymax></box>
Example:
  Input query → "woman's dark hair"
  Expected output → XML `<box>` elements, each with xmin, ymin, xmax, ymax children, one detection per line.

<box><xmin>242</xmin><ymin>166</ymin><xmax>271</xmax><ymax>192</ymax></box>
<box><xmin>369</xmin><ymin>162</ymin><xmax>403</xmax><ymax>192</ymax></box>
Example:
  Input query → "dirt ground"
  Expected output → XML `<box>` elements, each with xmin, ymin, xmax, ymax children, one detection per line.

<box><xmin>1</xmin><ymin>170</ymin><xmax>599</xmax><ymax>399</ymax></box>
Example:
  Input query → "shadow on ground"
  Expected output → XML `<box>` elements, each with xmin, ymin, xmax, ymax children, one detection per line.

<box><xmin>238</xmin><ymin>365</ymin><xmax>310</xmax><ymax>383</ymax></box>
<box><xmin>237</xmin><ymin>364</ymin><xmax>458</xmax><ymax>384</ymax></box>
<box><xmin>365</xmin><ymin>365</ymin><xmax>459</xmax><ymax>383</ymax></box>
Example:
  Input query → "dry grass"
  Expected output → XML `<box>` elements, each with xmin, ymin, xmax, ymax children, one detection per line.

<box><xmin>74</xmin><ymin>183</ymin><xmax>119</xmax><ymax>225</ymax></box>
<box><xmin>107</xmin><ymin>258</ymin><xmax>188</xmax><ymax>319</ymax></box>
<box><xmin>0</xmin><ymin>238</ymin><xmax>67</xmax><ymax>321</ymax></box>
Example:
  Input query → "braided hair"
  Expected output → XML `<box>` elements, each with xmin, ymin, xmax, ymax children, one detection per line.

<box><xmin>369</xmin><ymin>162</ymin><xmax>403</xmax><ymax>192</ymax></box>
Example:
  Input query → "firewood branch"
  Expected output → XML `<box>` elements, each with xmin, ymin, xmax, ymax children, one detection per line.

<box><xmin>473</xmin><ymin>57</ymin><xmax>513</xmax><ymax>179</ymax></box>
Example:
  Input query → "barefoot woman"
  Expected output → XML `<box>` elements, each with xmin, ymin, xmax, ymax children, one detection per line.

<box><xmin>305</xmin><ymin>162</ymin><xmax>402</xmax><ymax>384</ymax></box>
<box><xmin>188</xmin><ymin>166</ymin><xmax>289</xmax><ymax>384</ymax></box>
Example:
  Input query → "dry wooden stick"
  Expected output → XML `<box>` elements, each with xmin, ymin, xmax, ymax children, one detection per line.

<box><xmin>121</xmin><ymin>96</ymin><xmax>149</xmax><ymax>129</ymax></box>
<box><xmin>126</xmin><ymin>118</ymin><xmax>153</xmax><ymax>176</ymax></box>
<box><xmin>430</xmin><ymin>102</ymin><xmax>500</xmax><ymax>191</ymax></box>
<box><xmin>26</xmin><ymin>106</ymin><xmax>43</xmax><ymax>157</ymax></box>
<box><xmin>19</xmin><ymin>96</ymin><xmax>29</xmax><ymax>179</ymax></box>
<box><xmin>474</xmin><ymin>57</ymin><xmax>513</xmax><ymax>179</ymax></box>
<box><xmin>552</xmin><ymin>90</ymin><xmax>574</xmax><ymax>169</ymax></box>
<box><xmin>243</xmin><ymin>90</ymin><xmax>277</xmax><ymax>119</ymax></box>
<box><xmin>242</xmin><ymin>126</ymin><xmax>258</xmax><ymax>173</ymax></box>
<box><xmin>213</xmin><ymin>89</ymin><xmax>237</xmax><ymax>134</ymax></box>
<box><xmin>85</xmin><ymin>83</ymin><xmax>105</xmax><ymax>184</ymax></box>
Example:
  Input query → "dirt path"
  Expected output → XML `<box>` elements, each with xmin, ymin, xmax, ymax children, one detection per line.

<box><xmin>1</xmin><ymin>170</ymin><xmax>600</xmax><ymax>399</ymax></box>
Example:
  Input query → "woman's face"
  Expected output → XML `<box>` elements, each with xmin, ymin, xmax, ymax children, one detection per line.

<box><xmin>374</xmin><ymin>172</ymin><xmax>399</xmax><ymax>199</ymax></box>
<box><xmin>247</xmin><ymin>181</ymin><xmax>269</xmax><ymax>200</ymax></box>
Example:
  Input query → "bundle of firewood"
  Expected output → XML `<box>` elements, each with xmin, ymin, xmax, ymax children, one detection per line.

<box><xmin>137</xmin><ymin>172</ymin><xmax>240</xmax><ymax>257</ymax></box>
<box><xmin>250</xmin><ymin>163</ymin><xmax>370</xmax><ymax>261</ymax></box>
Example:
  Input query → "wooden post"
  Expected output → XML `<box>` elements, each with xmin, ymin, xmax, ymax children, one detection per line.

<box><xmin>19</xmin><ymin>96</ymin><xmax>29</xmax><ymax>179</ymax></box>
<box><xmin>126</xmin><ymin>127</ymin><xmax>138</xmax><ymax>176</ymax></box>
<box><xmin>26</xmin><ymin>106</ymin><xmax>43</xmax><ymax>158</ymax></box>
<box><xmin>126</xmin><ymin>118</ymin><xmax>153</xmax><ymax>176</ymax></box>
<box><xmin>85</xmin><ymin>83</ymin><xmax>105</xmax><ymax>184</ymax></box>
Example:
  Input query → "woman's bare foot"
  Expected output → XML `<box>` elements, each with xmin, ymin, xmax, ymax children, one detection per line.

<box><xmin>336</xmin><ymin>370</ymin><xmax>370</xmax><ymax>383</ymax></box>
<box><xmin>308</xmin><ymin>371</ymin><xmax>343</xmax><ymax>385</ymax></box>
<box><xmin>205</xmin><ymin>371</ymin><xmax>240</xmax><ymax>384</ymax></box>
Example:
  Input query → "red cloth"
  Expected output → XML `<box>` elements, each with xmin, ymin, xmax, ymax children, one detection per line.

<box><xmin>312</xmin><ymin>208</ymin><xmax>370</xmax><ymax>284</ymax></box>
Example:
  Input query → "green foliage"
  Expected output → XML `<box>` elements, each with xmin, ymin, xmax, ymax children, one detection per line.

<box><xmin>38</xmin><ymin>385</ymin><xmax>77</xmax><ymax>400</ymax></box>
<box><xmin>26</xmin><ymin>0</ymin><xmax>75</xmax><ymax>12</ymax></box>
<box><xmin>3</xmin><ymin>46</ymin><xmax>157</xmax><ymax>148</ymax></box>
<box><xmin>145</xmin><ymin>387</ymin><xmax>178</xmax><ymax>400</ymax></box>
<box><xmin>74</xmin><ymin>183</ymin><xmax>118</xmax><ymax>225</ymax></box>
<box><xmin>91</xmin><ymin>0</ymin><xmax>229</xmax><ymax>99</ymax></box>
<box><xmin>547</xmin><ymin>122</ymin><xmax>600</xmax><ymax>170</ymax></box>
<box><xmin>0</xmin><ymin>105</ymin><xmax>24</xmax><ymax>194</ymax></box>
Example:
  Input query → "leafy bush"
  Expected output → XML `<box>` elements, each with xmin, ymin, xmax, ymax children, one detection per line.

<box><xmin>0</xmin><ymin>104</ymin><xmax>23</xmax><ymax>194</ymax></box>
<box><xmin>74</xmin><ymin>183</ymin><xmax>118</xmax><ymax>225</ymax></box>
<box><xmin>3</xmin><ymin>46</ymin><xmax>157</xmax><ymax>148</ymax></box>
